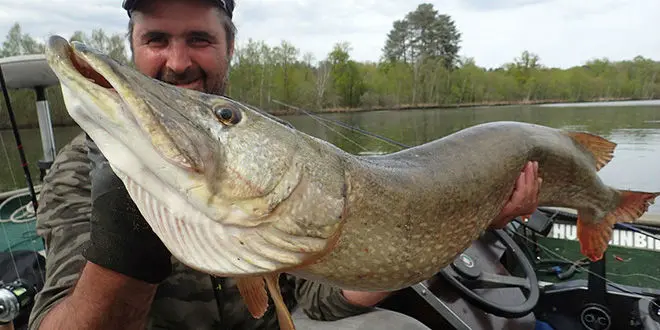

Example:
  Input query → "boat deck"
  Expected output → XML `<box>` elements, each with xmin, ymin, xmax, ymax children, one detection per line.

<box><xmin>534</xmin><ymin>236</ymin><xmax>660</xmax><ymax>290</ymax></box>
<box><xmin>0</xmin><ymin>191</ymin><xmax>44</xmax><ymax>254</ymax></box>
<box><xmin>0</xmin><ymin>219</ymin><xmax>43</xmax><ymax>252</ymax></box>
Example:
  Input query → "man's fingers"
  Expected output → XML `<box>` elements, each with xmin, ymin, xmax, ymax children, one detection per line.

<box><xmin>521</xmin><ymin>162</ymin><xmax>533</xmax><ymax>197</ymax></box>
<box><xmin>534</xmin><ymin>161</ymin><xmax>539</xmax><ymax>176</ymax></box>
<box><xmin>514</xmin><ymin>167</ymin><xmax>527</xmax><ymax>196</ymax></box>
<box><xmin>534</xmin><ymin>162</ymin><xmax>541</xmax><ymax>199</ymax></box>
<box><xmin>529</xmin><ymin>161</ymin><xmax>537</xmax><ymax>187</ymax></box>
<box><xmin>520</xmin><ymin>161</ymin><xmax>539</xmax><ymax>211</ymax></box>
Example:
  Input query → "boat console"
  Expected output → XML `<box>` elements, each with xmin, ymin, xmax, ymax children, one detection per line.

<box><xmin>380</xmin><ymin>210</ymin><xmax>660</xmax><ymax>330</ymax></box>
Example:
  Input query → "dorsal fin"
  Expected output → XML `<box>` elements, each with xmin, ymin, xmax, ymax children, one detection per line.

<box><xmin>566</xmin><ymin>131</ymin><xmax>616</xmax><ymax>171</ymax></box>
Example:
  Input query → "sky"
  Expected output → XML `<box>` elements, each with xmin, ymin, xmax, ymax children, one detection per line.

<box><xmin>0</xmin><ymin>0</ymin><xmax>658</xmax><ymax>69</ymax></box>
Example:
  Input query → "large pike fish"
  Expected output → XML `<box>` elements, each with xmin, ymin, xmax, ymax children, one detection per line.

<box><xmin>44</xmin><ymin>35</ymin><xmax>658</xmax><ymax>329</ymax></box>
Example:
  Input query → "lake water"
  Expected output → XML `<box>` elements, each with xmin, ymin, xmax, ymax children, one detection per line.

<box><xmin>2</xmin><ymin>101</ymin><xmax>660</xmax><ymax>215</ymax></box>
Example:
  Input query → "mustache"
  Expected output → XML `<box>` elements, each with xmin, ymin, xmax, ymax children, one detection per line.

<box><xmin>157</xmin><ymin>67</ymin><xmax>205</xmax><ymax>85</ymax></box>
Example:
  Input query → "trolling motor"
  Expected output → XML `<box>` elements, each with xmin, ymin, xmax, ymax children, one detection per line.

<box><xmin>0</xmin><ymin>279</ymin><xmax>37</xmax><ymax>330</ymax></box>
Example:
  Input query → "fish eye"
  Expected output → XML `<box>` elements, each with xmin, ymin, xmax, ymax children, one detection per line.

<box><xmin>213</xmin><ymin>107</ymin><xmax>242</xmax><ymax>126</ymax></box>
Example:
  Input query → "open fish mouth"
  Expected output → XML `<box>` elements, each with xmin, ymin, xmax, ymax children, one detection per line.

<box><xmin>45</xmin><ymin>35</ymin><xmax>208</xmax><ymax>173</ymax></box>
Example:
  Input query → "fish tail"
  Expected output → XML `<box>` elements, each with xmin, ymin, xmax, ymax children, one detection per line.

<box><xmin>565</xmin><ymin>131</ymin><xmax>616</xmax><ymax>171</ymax></box>
<box><xmin>577</xmin><ymin>190</ymin><xmax>660</xmax><ymax>261</ymax></box>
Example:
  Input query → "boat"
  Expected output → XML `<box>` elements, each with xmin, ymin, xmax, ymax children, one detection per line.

<box><xmin>0</xmin><ymin>53</ymin><xmax>56</xmax><ymax>330</ymax></box>
<box><xmin>1</xmin><ymin>54</ymin><xmax>659</xmax><ymax>330</ymax></box>
<box><xmin>0</xmin><ymin>53</ymin><xmax>57</xmax><ymax>258</ymax></box>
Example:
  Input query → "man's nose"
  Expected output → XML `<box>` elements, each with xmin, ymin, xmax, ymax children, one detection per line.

<box><xmin>165</xmin><ymin>40</ymin><xmax>193</xmax><ymax>73</ymax></box>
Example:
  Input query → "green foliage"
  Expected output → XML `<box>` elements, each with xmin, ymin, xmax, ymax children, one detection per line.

<box><xmin>328</xmin><ymin>42</ymin><xmax>366</xmax><ymax>108</ymax></box>
<box><xmin>382</xmin><ymin>3</ymin><xmax>462</xmax><ymax>69</ymax></box>
<box><xmin>0</xmin><ymin>23</ymin><xmax>129</xmax><ymax>129</ymax></box>
<box><xmin>69</xmin><ymin>29</ymin><xmax>130</xmax><ymax>65</ymax></box>
<box><xmin>0</xmin><ymin>23</ymin><xmax>45</xmax><ymax>57</ymax></box>
<box><xmin>1</xmin><ymin>21</ymin><xmax>659</xmax><ymax>130</ymax></box>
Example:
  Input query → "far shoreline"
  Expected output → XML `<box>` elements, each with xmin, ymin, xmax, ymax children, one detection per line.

<box><xmin>269</xmin><ymin>97</ymin><xmax>656</xmax><ymax>116</ymax></box>
<box><xmin>1</xmin><ymin>97</ymin><xmax>658</xmax><ymax>131</ymax></box>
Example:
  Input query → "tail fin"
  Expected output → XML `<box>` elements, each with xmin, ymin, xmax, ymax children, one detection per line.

<box><xmin>566</xmin><ymin>132</ymin><xmax>616</xmax><ymax>171</ymax></box>
<box><xmin>577</xmin><ymin>190</ymin><xmax>660</xmax><ymax>261</ymax></box>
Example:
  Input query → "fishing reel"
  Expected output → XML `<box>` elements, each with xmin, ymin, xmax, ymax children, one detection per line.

<box><xmin>0</xmin><ymin>279</ymin><xmax>37</xmax><ymax>326</ymax></box>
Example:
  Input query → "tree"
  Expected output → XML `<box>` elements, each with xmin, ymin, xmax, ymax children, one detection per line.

<box><xmin>271</xmin><ymin>40</ymin><xmax>299</xmax><ymax>104</ymax></box>
<box><xmin>2</xmin><ymin>20</ymin><xmax>659</xmax><ymax>129</ymax></box>
<box><xmin>0</xmin><ymin>23</ymin><xmax>45</xmax><ymax>57</ymax></box>
<box><xmin>69</xmin><ymin>29</ymin><xmax>130</xmax><ymax>65</ymax></box>
<box><xmin>503</xmin><ymin>51</ymin><xmax>542</xmax><ymax>101</ymax></box>
<box><xmin>382</xmin><ymin>20</ymin><xmax>412</xmax><ymax>63</ymax></box>
<box><xmin>315</xmin><ymin>59</ymin><xmax>332</xmax><ymax>108</ymax></box>
<box><xmin>0</xmin><ymin>24</ymin><xmax>128</xmax><ymax>63</ymax></box>
<box><xmin>328</xmin><ymin>42</ymin><xmax>365</xmax><ymax>108</ymax></box>
<box><xmin>382</xmin><ymin>4</ymin><xmax>462</xmax><ymax>69</ymax></box>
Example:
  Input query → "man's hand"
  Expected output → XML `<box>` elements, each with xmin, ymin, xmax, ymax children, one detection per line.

<box><xmin>490</xmin><ymin>161</ymin><xmax>542</xmax><ymax>229</ymax></box>
<box><xmin>84</xmin><ymin>136</ymin><xmax>172</xmax><ymax>283</ymax></box>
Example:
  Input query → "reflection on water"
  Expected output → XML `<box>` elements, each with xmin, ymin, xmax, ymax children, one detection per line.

<box><xmin>540</xmin><ymin>99</ymin><xmax>660</xmax><ymax>108</ymax></box>
<box><xmin>2</xmin><ymin>103</ymin><xmax>660</xmax><ymax>214</ymax></box>
<box><xmin>0</xmin><ymin>126</ymin><xmax>82</xmax><ymax>192</ymax></box>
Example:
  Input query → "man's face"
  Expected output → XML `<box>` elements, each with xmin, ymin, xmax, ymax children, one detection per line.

<box><xmin>130</xmin><ymin>0</ymin><xmax>233</xmax><ymax>96</ymax></box>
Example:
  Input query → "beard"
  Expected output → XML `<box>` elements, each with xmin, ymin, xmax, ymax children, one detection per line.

<box><xmin>155</xmin><ymin>62</ymin><xmax>229</xmax><ymax>96</ymax></box>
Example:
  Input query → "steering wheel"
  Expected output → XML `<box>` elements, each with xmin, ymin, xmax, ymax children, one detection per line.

<box><xmin>438</xmin><ymin>229</ymin><xmax>540</xmax><ymax>318</ymax></box>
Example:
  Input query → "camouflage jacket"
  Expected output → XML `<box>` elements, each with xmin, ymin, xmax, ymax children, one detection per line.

<box><xmin>28</xmin><ymin>133</ymin><xmax>373</xmax><ymax>330</ymax></box>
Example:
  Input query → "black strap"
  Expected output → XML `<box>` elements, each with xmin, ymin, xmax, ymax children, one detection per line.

<box><xmin>210</xmin><ymin>275</ymin><xmax>225</xmax><ymax>324</ymax></box>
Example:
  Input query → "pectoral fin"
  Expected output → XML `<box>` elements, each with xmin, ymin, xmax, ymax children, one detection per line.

<box><xmin>236</xmin><ymin>276</ymin><xmax>269</xmax><ymax>318</ymax></box>
<box><xmin>264</xmin><ymin>272</ymin><xmax>296</xmax><ymax>330</ymax></box>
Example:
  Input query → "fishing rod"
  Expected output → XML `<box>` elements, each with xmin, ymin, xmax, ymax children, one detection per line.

<box><xmin>616</xmin><ymin>222</ymin><xmax>660</xmax><ymax>241</ymax></box>
<box><xmin>0</xmin><ymin>64</ymin><xmax>38</xmax><ymax>212</ymax></box>
<box><xmin>271</xmin><ymin>99</ymin><xmax>411</xmax><ymax>149</ymax></box>
<box><xmin>0</xmin><ymin>64</ymin><xmax>43</xmax><ymax>330</ymax></box>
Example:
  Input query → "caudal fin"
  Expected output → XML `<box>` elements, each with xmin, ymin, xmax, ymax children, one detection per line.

<box><xmin>577</xmin><ymin>190</ymin><xmax>660</xmax><ymax>261</ymax></box>
<box><xmin>566</xmin><ymin>132</ymin><xmax>617</xmax><ymax>171</ymax></box>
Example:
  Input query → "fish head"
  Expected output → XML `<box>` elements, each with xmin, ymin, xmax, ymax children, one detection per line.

<box><xmin>45</xmin><ymin>35</ymin><xmax>340</xmax><ymax>276</ymax></box>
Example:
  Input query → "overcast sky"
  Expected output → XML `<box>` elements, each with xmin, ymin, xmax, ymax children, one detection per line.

<box><xmin>0</xmin><ymin>0</ymin><xmax>657</xmax><ymax>69</ymax></box>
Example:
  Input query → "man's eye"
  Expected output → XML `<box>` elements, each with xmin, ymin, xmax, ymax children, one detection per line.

<box><xmin>190</xmin><ymin>37</ymin><xmax>211</xmax><ymax>46</ymax></box>
<box><xmin>147</xmin><ymin>36</ymin><xmax>167</xmax><ymax>45</ymax></box>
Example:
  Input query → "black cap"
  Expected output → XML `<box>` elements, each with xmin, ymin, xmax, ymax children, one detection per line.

<box><xmin>122</xmin><ymin>0</ymin><xmax>234</xmax><ymax>19</ymax></box>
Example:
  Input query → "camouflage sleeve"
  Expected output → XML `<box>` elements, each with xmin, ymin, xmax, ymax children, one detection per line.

<box><xmin>293</xmin><ymin>276</ymin><xmax>374</xmax><ymax>321</ymax></box>
<box><xmin>27</xmin><ymin>133</ymin><xmax>93</xmax><ymax>330</ymax></box>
